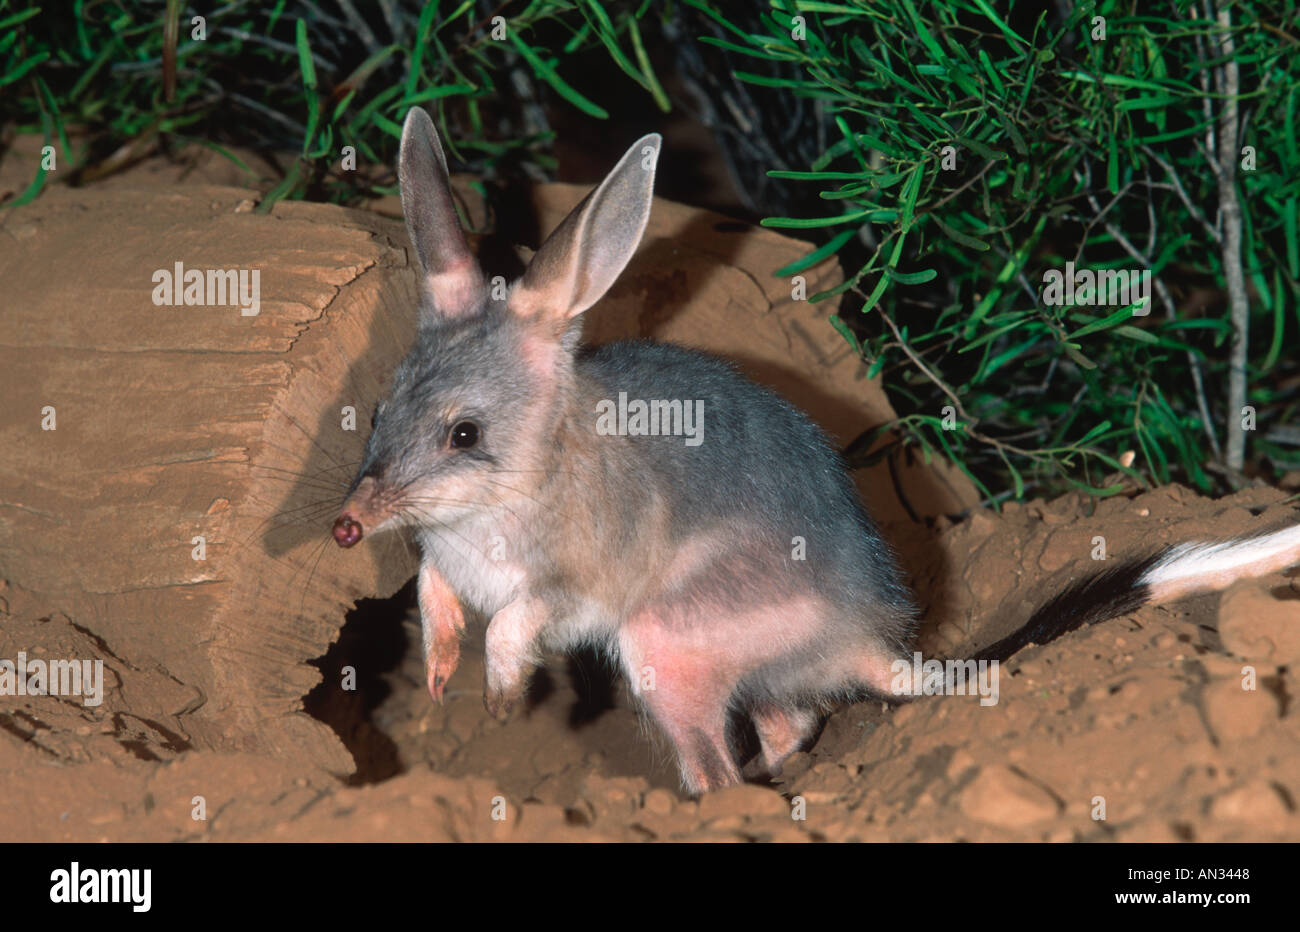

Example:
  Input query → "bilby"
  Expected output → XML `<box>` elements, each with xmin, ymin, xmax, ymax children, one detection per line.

<box><xmin>332</xmin><ymin>107</ymin><xmax>1300</xmax><ymax>794</ymax></box>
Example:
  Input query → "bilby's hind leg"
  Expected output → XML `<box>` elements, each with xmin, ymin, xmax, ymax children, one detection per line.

<box><xmin>638</xmin><ymin>667</ymin><xmax>740</xmax><ymax>794</ymax></box>
<box><xmin>617</xmin><ymin>569</ymin><xmax>836</xmax><ymax>794</ymax></box>
<box><xmin>620</xmin><ymin>626</ymin><xmax>741</xmax><ymax>795</ymax></box>
<box><xmin>751</xmin><ymin>706</ymin><xmax>818</xmax><ymax>776</ymax></box>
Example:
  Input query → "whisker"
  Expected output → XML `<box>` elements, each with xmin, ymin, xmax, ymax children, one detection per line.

<box><xmin>256</xmin><ymin>502</ymin><xmax>344</xmax><ymax>534</ymax></box>
<box><xmin>297</xmin><ymin>535</ymin><xmax>334</xmax><ymax>622</ymax></box>
<box><xmin>271</xmin><ymin>407</ymin><xmax>350</xmax><ymax>470</ymax></box>
<box><xmin>251</xmin><ymin>436</ymin><xmax>363</xmax><ymax>471</ymax></box>
<box><xmin>244</xmin><ymin>472</ymin><xmax>352</xmax><ymax>496</ymax></box>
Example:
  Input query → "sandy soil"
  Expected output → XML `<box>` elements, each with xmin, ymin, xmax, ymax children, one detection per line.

<box><xmin>3</xmin><ymin>481</ymin><xmax>1297</xmax><ymax>842</ymax></box>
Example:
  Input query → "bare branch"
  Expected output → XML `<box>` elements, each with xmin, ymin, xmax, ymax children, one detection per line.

<box><xmin>1209</xmin><ymin>3</ymin><xmax>1250</xmax><ymax>472</ymax></box>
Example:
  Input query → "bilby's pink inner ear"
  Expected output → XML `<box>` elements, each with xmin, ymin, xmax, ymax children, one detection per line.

<box><xmin>398</xmin><ymin>108</ymin><xmax>486</xmax><ymax>320</ymax></box>
<box><xmin>509</xmin><ymin>134</ymin><xmax>660</xmax><ymax>325</ymax></box>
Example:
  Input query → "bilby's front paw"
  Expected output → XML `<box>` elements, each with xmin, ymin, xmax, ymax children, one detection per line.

<box><xmin>425</xmin><ymin>633</ymin><xmax>460</xmax><ymax>704</ymax></box>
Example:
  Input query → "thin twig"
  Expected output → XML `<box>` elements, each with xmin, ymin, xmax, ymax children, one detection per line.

<box><xmin>1140</xmin><ymin>144</ymin><xmax>1221</xmax><ymax>245</ymax></box>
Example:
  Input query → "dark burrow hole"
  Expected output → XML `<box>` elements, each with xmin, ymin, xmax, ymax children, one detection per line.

<box><xmin>303</xmin><ymin>579</ymin><xmax>636</xmax><ymax>786</ymax></box>
<box><xmin>303</xmin><ymin>580</ymin><xmax>414</xmax><ymax>786</ymax></box>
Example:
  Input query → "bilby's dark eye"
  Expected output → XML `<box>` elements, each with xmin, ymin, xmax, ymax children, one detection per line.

<box><xmin>450</xmin><ymin>420</ymin><xmax>480</xmax><ymax>449</ymax></box>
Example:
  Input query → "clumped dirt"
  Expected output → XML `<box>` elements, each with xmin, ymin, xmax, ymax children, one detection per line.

<box><xmin>3</xmin><ymin>482</ymin><xmax>1297</xmax><ymax>842</ymax></box>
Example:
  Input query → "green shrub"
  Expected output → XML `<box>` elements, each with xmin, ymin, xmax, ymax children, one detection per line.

<box><xmin>0</xmin><ymin>0</ymin><xmax>666</xmax><ymax>208</ymax></box>
<box><xmin>687</xmin><ymin>0</ymin><xmax>1299</xmax><ymax>502</ymax></box>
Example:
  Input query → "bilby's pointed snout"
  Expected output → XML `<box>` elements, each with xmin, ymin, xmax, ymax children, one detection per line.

<box><xmin>334</xmin><ymin>476</ymin><xmax>380</xmax><ymax>548</ymax></box>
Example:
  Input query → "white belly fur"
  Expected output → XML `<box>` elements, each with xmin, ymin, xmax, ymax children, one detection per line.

<box><xmin>416</xmin><ymin>513</ymin><xmax>621</xmax><ymax>652</ymax></box>
<box><xmin>416</xmin><ymin>514</ymin><xmax>527</xmax><ymax>619</ymax></box>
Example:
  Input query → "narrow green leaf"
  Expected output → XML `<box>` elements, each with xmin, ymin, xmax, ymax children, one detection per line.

<box><xmin>402</xmin><ymin>84</ymin><xmax>477</xmax><ymax>106</ymax></box>
<box><xmin>405</xmin><ymin>1</ymin><xmax>439</xmax><ymax>96</ymax></box>
<box><xmin>2</xmin><ymin>164</ymin><xmax>49</xmax><ymax>209</ymax></box>
<box><xmin>1113</xmin><ymin>325</ymin><xmax>1158</xmax><ymax>343</ymax></box>
<box><xmin>970</xmin><ymin>0</ymin><xmax>1028</xmax><ymax>46</ymax></box>
<box><xmin>953</xmin><ymin>135</ymin><xmax>1006</xmax><ymax>161</ymax></box>
<box><xmin>829</xmin><ymin>313</ymin><xmax>862</xmax><ymax>353</ymax></box>
<box><xmin>977</xmin><ymin>49</ymin><xmax>1004</xmax><ymax>94</ymax></box>
<box><xmin>1062</xmin><ymin>344</ymin><xmax>1097</xmax><ymax>369</ymax></box>
<box><xmin>775</xmin><ymin>228</ymin><xmax>857</xmax><ymax>276</ymax></box>
<box><xmin>626</xmin><ymin>16</ymin><xmax>670</xmax><ymax>112</ymax></box>
<box><xmin>294</xmin><ymin>19</ymin><xmax>316</xmax><ymax>89</ymax></box>
<box><xmin>930</xmin><ymin>215</ymin><xmax>989</xmax><ymax>251</ymax></box>
<box><xmin>508</xmin><ymin>33</ymin><xmax>608</xmax><ymax>119</ymax></box>
<box><xmin>891</xmin><ymin>268</ymin><xmax>938</xmax><ymax>285</ymax></box>
<box><xmin>0</xmin><ymin>6</ymin><xmax>42</xmax><ymax>30</ymax></box>
<box><xmin>1117</xmin><ymin>94</ymin><xmax>1179</xmax><ymax>111</ymax></box>
<box><xmin>1077</xmin><ymin>420</ymin><xmax>1113</xmax><ymax>445</ymax></box>
<box><xmin>762</xmin><ymin>208</ymin><xmax>880</xmax><ymax>228</ymax></box>
<box><xmin>900</xmin><ymin>0</ymin><xmax>946</xmax><ymax>63</ymax></box>
<box><xmin>1067</xmin><ymin>304</ymin><xmax>1134</xmax><ymax>340</ymax></box>
<box><xmin>1060</xmin><ymin>71</ymin><xmax>1190</xmax><ymax>92</ymax></box>
<box><xmin>859</xmin><ymin>270</ymin><xmax>892</xmax><ymax>314</ymax></box>
<box><xmin>900</xmin><ymin>161</ymin><xmax>923</xmax><ymax>231</ymax></box>
<box><xmin>1107</xmin><ymin>126</ymin><xmax>1119</xmax><ymax>194</ymax></box>
<box><xmin>733</xmin><ymin>71</ymin><xmax>816</xmax><ymax>88</ymax></box>
<box><xmin>768</xmin><ymin>170</ymin><xmax>865</xmax><ymax>180</ymax></box>
<box><xmin>0</xmin><ymin>50</ymin><xmax>49</xmax><ymax>87</ymax></box>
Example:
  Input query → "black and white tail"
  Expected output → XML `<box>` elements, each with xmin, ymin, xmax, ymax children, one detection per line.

<box><xmin>975</xmin><ymin>520</ymin><xmax>1300</xmax><ymax>662</ymax></box>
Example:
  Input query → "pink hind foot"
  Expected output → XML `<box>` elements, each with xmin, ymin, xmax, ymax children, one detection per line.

<box><xmin>619</xmin><ymin>590</ymin><xmax>834</xmax><ymax>794</ymax></box>
<box><xmin>640</xmin><ymin>676</ymin><xmax>741</xmax><ymax>794</ymax></box>
<box><xmin>620</xmin><ymin>632</ymin><xmax>741</xmax><ymax>794</ymax></box>
<box><xmin>752</xmin><ymin>706</ymin><xmax>818</xmax><ymax>775</ymax></box>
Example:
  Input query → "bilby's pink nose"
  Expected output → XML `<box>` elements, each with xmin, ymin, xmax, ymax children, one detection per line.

<box><xmin>333</xmin><ymin>515</ymin><xmax>363</xmax><ymax>548</ymax></box>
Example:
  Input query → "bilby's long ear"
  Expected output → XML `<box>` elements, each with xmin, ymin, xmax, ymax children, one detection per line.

<box><xmin>399</xmin><ymin>107</ymin><xmax>485</xmax><ymax>320</ymax></box>
<box><xmin>510</xmin><ymin>133</ymin><xmax>660</xmax><ymax>324</ymax></box>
